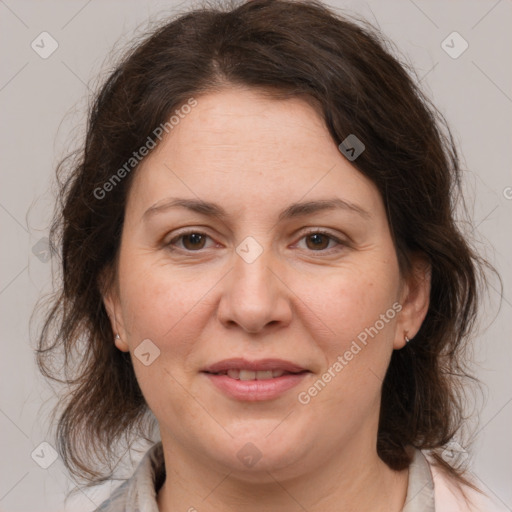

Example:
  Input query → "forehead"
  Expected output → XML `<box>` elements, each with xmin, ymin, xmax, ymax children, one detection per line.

<box><xmin>154</xmin><ymin>88</ymin><xmax>330</xmax><ymax>164</ymax></box>
<box><xmin>126</xmin><ymin>87</ymin><xmax>382</xmax><ymax>221</ymax></box>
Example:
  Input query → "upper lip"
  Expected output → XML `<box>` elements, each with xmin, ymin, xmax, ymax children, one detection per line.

<box><xmin>202</xmin><ymin>358</ymin><xmax>308</xmax><ymax>374</ymax></box>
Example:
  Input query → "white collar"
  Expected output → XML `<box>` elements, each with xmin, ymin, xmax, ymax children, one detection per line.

<box><xmin>95</xmin><ymin>442</ymin><xmax>435</xmax><ymax>511</ymax></box>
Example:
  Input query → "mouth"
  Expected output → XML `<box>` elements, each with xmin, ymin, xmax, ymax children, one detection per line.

<box><xmin>203</xmin><ymin>368</ymin><xmax>309</xmax><ymax>380</ymax></box>
<box><xmin>201</xmin><ymin>358</ymin><xmax>310</xmax><ymax>401</ymax></box>
<box><xmin>201</xmin><ymin>357</ymin><xmax>309</xmax><ymax>378</ymax></box>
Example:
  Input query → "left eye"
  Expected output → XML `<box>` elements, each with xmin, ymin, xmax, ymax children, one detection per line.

<box><xmin>295</xmin><ymin>231</ymin><xmax>343</xmax><ymax>251</ymax></box>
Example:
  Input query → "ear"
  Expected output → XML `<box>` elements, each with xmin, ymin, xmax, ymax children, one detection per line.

<box><xmin>394</xmin><ymin>253</ymin><xmax>431</xmax><ymax>349</ymax></box>
<box><xmin>98</xmin><ymin>265</ymin><xmax>129</xmax><ymax>352</ymax></box>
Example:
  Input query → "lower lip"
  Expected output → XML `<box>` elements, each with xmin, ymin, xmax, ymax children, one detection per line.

<box><xmin>202</xmin><ymin>372</ymin><xmax>309</xmax><ymax>401</ymax></box>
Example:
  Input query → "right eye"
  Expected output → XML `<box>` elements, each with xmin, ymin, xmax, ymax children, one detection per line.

<box><xmin>166</xmin><ymin>231</ymin><xmax>216</xmax><ymax>252</ymax></box>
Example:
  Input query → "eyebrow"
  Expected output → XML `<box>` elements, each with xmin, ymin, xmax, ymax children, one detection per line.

<box><xmin>142</xmin><ymin>196</ymin><xmax>371</xmax><ymax>222</ymax></box>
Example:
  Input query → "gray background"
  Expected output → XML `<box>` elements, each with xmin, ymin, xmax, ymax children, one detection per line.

<box><xmin>0</xmin><ymin>0</ymin><xmax>511</xmax><ymax>510</ymax></box>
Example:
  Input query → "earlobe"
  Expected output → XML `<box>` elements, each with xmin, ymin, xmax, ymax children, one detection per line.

<box><xmin>104</xmin><ymin>295</ymin><xmax>130</xmax><ymax>352</ymax></box>
<box><xmin>104</xmin><ymin>293</ymin><xmax>130</xmax><ymax>351</ymax></box>
<box><xmin>114</xmin><ymin>333</ymin><xmax>129</xmax><ymax>352</ymax></box>
<box><xmin>100</xmin><ymin>269</ymin><xmax>129</xmax><ymax>352</ymax></box>
<box><xmin>394</xmin><ymin>255</ymin><xmax>431</xmax><ymax>349</ymax></box>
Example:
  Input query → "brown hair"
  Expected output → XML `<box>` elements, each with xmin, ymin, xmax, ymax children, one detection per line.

<box><xmin>35</xmin><ymin>0</ymin><xmax>490</xmax><ymax>487</ymax></box>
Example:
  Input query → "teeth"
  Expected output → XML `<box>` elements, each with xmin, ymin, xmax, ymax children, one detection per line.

<box><xmin>225</xmin><ymin>369</ymin><xmax>287</xmax><ymax>380</ymax></box>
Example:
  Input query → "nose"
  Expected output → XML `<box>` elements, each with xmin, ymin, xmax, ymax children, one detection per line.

<box><xmin>216</xmin><ymin>248</ymin><xmax>293</xmax><ymax>334</ymax></box>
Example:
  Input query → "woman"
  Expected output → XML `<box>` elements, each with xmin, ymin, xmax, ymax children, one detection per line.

<box><xmin>36</xmin><ymin>0</ymin><xmax>504</xmax><ymax>510</ymax></box>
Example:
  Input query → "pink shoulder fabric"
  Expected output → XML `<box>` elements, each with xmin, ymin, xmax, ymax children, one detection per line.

<box><xmin>428</xmin><ymin>458</ymin><xmax>509</xmax><ymax>512</ymax></box>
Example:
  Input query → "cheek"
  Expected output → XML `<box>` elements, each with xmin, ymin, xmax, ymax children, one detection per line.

<box><xmin>117</xmin><ymin>258</ymin><xmax>209</xmax><ymax>416</ymax></box>
<box><xmin>294</xmin><ymin>258</ymin><xmax>400</xmax><ymax>395</ymax></box>
<box><xmin>305</xmin><ymin>263</ymin><xmax>399</xmax><ymax>342</ymax></box>
<box><xmin>118</xmin><ymin>253</ymin><xmax>208</xmax><ymax>341</ymax></box>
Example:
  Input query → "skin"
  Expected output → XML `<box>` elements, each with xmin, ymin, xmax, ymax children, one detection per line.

<box><xmin>103</xmin><ymin>87</ymin><xmax>431</xmax><ymax>512</ymax></box>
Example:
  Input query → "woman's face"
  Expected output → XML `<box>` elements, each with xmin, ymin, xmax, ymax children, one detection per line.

<box><xmin>104</xmin><ymin>87</ymin><xmax>429</xmax><ymax>480</ymax></box>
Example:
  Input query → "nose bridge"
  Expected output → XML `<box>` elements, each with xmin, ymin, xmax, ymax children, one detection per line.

<box><xmin>234</xmin><ymin>247</ymin><xmax>273</xmax><ymax>299</ymax></box>
<box><xmin>217</xmin><ymin>238</ymin><xmax>291</xmax><ymax>332</ymax></box>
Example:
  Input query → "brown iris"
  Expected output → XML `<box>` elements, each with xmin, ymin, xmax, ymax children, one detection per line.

<box><xmin>305</xmin><ymin>233</ymin><xmax>330</xmax><ymax>250</ymax></box>
<box><xmin>181</xmin><ymin>233</ymin><xmax>207</xmax><ymax>250</ymax></box>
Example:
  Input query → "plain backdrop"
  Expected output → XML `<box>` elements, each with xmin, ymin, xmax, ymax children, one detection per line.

<box><xmin>0</xmin><ymin>1</ymin><xmax>511</xmax><ymax>511</ymax></box>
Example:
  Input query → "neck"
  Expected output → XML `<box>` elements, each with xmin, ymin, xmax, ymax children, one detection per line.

<box><xmin>156</xmin><ymin>436</ymin><xmax>408</xmax><ymax>512</ymax></box>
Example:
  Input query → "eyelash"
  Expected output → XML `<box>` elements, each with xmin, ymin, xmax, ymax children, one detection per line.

<box><xmin>165</xmin><ymin>229</ymin><xmax>347</xmax><ymax>254</ymax></box>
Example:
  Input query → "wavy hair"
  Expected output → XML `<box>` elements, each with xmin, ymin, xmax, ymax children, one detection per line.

<box><xmin>35</xmin><ymin>0</ymin><xmax>491</xmax><ymax>487</ymax></box>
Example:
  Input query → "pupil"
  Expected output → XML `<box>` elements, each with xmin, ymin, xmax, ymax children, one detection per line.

<box><xmin>308</xmin><ymin>233</ymin><xmax>328</xmax><ymax>250</ymax></box>
<box><xmin>185</xmin><ymin>233</ymin><xmax>204</xmax><ymax>249</ymax></box>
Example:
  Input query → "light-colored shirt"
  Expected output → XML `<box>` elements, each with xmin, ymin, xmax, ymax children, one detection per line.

<box><xmin>93</xmin><ymin>442</ymin><xmax>506</xmax><ymax>511</ymax></box>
